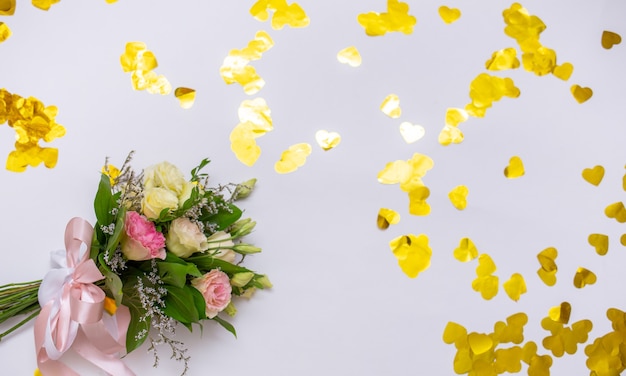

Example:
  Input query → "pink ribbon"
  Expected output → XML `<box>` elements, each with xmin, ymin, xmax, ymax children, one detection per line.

<box><xmin>34</xmin><ymin>217</ymin><xmax>135</xmax><ymax>376</ymax></box>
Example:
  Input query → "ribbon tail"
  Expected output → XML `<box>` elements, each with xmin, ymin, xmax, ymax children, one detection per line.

<box><xmin>73</xmin><ymin>330</ymin><xmax>136</xmax><ymax>376</ymax></box>
<box><xmin>35</xmin><ymin>303</ymin><xmax>80</xmax><ymax>376</ymax></box>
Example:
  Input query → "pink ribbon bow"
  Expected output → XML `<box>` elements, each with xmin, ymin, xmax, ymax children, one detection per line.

<box><xmin>34</xmin><ymin>217</ymin><xmax>135</xmax><ymax>376</ymax></box>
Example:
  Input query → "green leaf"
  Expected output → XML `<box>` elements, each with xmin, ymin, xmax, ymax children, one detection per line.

<box><xmin>98</xmin><ymin>254</ymin><xmax>124</xmax><ymax>306</ymax></box>
<box><xmin>122</xmin><ymin>278</ymin><xmax>151</xmax><ymax>353</ymax></box>
<box><xmin>186</xmin><ymin>255</ymin><xmax>253</xmax><ymax>275</ymax></box>
<box><xmin>190</xmin><ymin>158</ymin><xmax>211</xmax><ymax>182</ymax></box>
<box><xmin>212</xmin><ymin>315</ymin><xmax>237</xmax><ymax>338</ymax></box>
<box><xmin>189</xmin><ymin>284</ymin><xmax>207</xmax><ymax>320</ymax></box>
<box><xmin>94</xmin><ymin>174</ymin><xmax>113</xmax><ymax>226</ymax></box>
<box><xmin>157</xmin><ymin>262</ymin><xmax>191</xmax><ymax>288</ymax></box>
<box><xmin>105</xmin><ymin>206</ymin><xmax>126</xmax><ymax>254</ymax></box>
<box><xmin>162</xmin><ymin>285</ymin><xmax>200</xmax><ymax>325</ymax></box>
<box><xmin>202</xmin><ymin>196</ymin><xmax>243</xmax><ymax>231</ymax></box>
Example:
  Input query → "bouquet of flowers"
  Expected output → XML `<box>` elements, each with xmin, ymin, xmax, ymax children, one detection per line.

<box><xmin>0</xmin><ymin>152</ymin><xmax>270</xmax><ymax>375</ymax></box>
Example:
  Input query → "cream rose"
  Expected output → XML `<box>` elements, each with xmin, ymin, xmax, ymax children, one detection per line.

<box><xmin>142</xmin><ymin>187</ymin><xmax>179</xmax><ymax>219</ymax></box>
<box><xmin>166</xmin><ymin>217</ymin><xmax>209</xmax><ymax>258</ymax></box>
<box><xmin>143</xmin><ymin>161</ymin><xmax>187</xmax><ymax>195</ymax></box>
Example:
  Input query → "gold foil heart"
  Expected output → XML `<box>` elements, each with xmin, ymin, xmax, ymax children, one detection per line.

<box><xmin>174</xmin><ymin>87</ymin><xmax>196</xmax><ymax>109</ymax></box>
<box><xmin>399</xmin><ymin>122</ymin><xmax>425</xmax><ymax>143</ymax></box>
<box><xmin>380</xmin><ymin>94</ymin><xmax>401</xmax><ymax>118</ymax></box>
<box><xmin>0</xmin><ymin>0</ymin><xmax>15</xmax><ymax>15</ymax></box>
<box><xmin>548</xmin><ymin>302</ymin><xmax>571</xmax><ymax>324</ymax></box>
<box><xmin>453</xmin><ymin>237</ymin><xmax>478</xmax><ymax>262</ymax></box>
<box><xmin>438</xmin><ymin>6</ymin><xmax>461</xmax><ymax>24</ymax></box>
<box><xmin>605</xmin><ymin>202</ymin><xmax>626</xmax><ymax>223</ymax></box>
<box><xmin>377</xmin><ymin>208</ymin><xmax>400</xmax><ymax>230</ymax></box>
<box><xmin>503</xmin><ymin>273</ymin><xmax>526</xmax><ymax>302</ymax></box>
<box><xmin>274</xmin><ymin>143</ymin><xmax>312</xmax><ymax>174</ymax></box>
<box><xmin>588</xmin><ymin>234</ymin><xmax>609</xmax><ymax>256</ymax></box>
<box><xmin>448</xmin><ymin>185</ymin><xmax>468</xmax><ymax>210</ymax></box>
<box><xmin>315</xmin><ymin>130</ymin><xmax>341</xmax><ymax>151</ymax></box>
<box><xmin>504</xmin><ymin>156</ymin><xmax>525</xmax><ymax>178</ymax></box>
<box><xmin>537</xmin><ymin>247</ymin><xmax>558</xmax><ymax>286</ymax></box>
<box><xmin>337</xmin><ymin>46</ymin><xmax>362</xmax><ymax>67</ymax></box>
<box><xmin>573</xmin><ymin>267</ymin><xmax>596</xmax><ymax>288</ymax></box>
<box><xmin>602</xmin><ymin>30</ymin><xmax>622</xmax><ymax>49</ymax></box>
<box><xmin>582</xmin><ymin>165</ymin><xmax>604</xmax><ymax>186</ymax></box>
<box><xmin>552</xmin><ymin>63</ymin><xmax>574</xmax><ymax>81</ymax></box>
<box><xmin>570</xmin><ymin>84</ymin><xmax>593</xmax><ymax>104</ymax></box>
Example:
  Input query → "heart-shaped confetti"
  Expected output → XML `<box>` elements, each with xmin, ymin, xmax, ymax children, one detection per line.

<box><xmin>438</xmin><ymin>125</ymin><xmax>464</xmax><ymax>146</ymax></box>
<box><xmin>503</xmin><ymin>273</ymin><xmax>526</xmax><ymax>302</ymax></box>
<box><xmin>472</xmin><ymin>254</ymin><xmax>499</xmax><ymax>300</ymax></box>
<box><xmin>408</xmin><ymin>186</ymin><xmax>431</xmax><ymax>216</ymax></box>
<box><xmin>0</xmin><ymin>0</ymin><xmax>16</xmax><ymax>15</ymax></box>
<box><xmin>537</xmin><ymin>247</ymin><xmax>558</xmax><ymax>286</ymax></box>
<box><xmin>357</xmin><ymin>0</ymin><xmax>417</xmax><ymax>36</ymax></box>
<box><xmin>389</xmin><ymin>233</ymin><xmax>432</xmax><ymax>278</ymax></box>
<box><xmin>573</xmin><ymin>267</ymin><xmax>596</xmax><ymax>288</ymax></box>
<box><xmin>485</xmin><ymin>48</ymin><xmax>519</xmax><ymax>71</ymax></box>
<box><xmin>445</xmin><ymin>108</ymin><xmax>469</xmax><ymax>127</ymax></box>
<box><xmin>601</xmin><ymin>30</ymin><xmax>622</xmax><ymax>49</ymax></box>
<box><xmin>570</xmin><ymin>84</ymin><xmax>593</xmax><ymax>104</ymax></box>
<box><xmin>442</xmin><ymin>321</ymin><xmax>467</xmax><ymax>348</ymax></box>
<box><xmin>315</xmin><ymin>130</ymin><xmax>341</xmax><ymax>151</ymax></box>
<box><xmin>468</xmin><ymin>333</ymin><xmax>492</xmax><ymax>355</ymax></box>
<box><xmin>504</xmin><ymin>156</ymin><xmax>525</xmax><ymax>178</ymax></box>
<box><xmin>0</xmin><ymin>22</ymin><xmax>10</xmax><ymax>43</ymax></box>
<box><xmin>250</xmin><ymin>0</ymin><xmax>310</xmax><ymax>29</ymax></box>
<box><xmin>399</xmin><ymin>122</ymin><xmax>425</xmax><ymax>143</ymax></box>
<box><xmin>548</xmin><ymin>302</ymin><xmax>571</xmax><ymax>324</ymax></box>
<box><xmin>605</xmin><ymin>202</ymin><xmax>626</xmax><ymax>223</ymax></box>
<box><xmin>621</xmin><ymin>234</ymin><xmax>626</xmax><ymax>246</ymax></box>
<box><xmin>453</xmin><ymin>237</ymin><xmax>478</xmax><ymax>262</ymax></box>
<box><xmin>582</xmin><ymin>165</ymin><xmax>605</xmax><ymax>186</ymax></box>
<box><xmin>552</xmin><ymin>62</ymin><xmax>573</xmax><ymax>81</ymax></box>
<box><xmin>438</xmin><ymin>6</ymin><xmax>461</xmax><ymax>24</ymax></box>
<box><xmin>448</xmin><ymin>185</ymin><xmax>468</xmax><ymax>210</ymax></box>
<box><xmin>337</xmin><ymin>46</ymin><xmax>362</xmax><ymax>67</ymax></box>
<box><xmin>274</xmin><ymin>143</ymin><xmax>312</xmax><ymax>174</ymax></box>
<box><xmin>377</xmin><ymin>208</ymin><xmax>400</xmax><ymax>230</ymax></box>
<box><xmin>588</xmin><ymin>233</ymin><xmax>609</xmax><ymax>256</ymax></box>
<box><xmin>174</xmin><ymin>87</ymin><xmax>196</xmax><ymax>109</ymax></box>
<box><xmin>380</xmin><ymin>94</ymin><xmax>401</xmax><ymax>118</ymax></box>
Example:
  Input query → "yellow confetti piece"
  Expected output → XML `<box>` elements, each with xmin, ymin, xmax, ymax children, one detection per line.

<box><xmin>389</xmin><ymin>234</ymin><xmax>432</xmax><ymax>278</ymax></box>
<box><xmin>465</xmin><ymin>73</ymin><xmax>520</xmax><ymax>118</ymax></box>
<box><xmin>571</xmin><ymin>84</ymin><xmax>593</xmax><ymax>104</ymax></box>
<box><xmin>32</xmin><ymin>0</ymin><xmax>60</xmax><ymax>11</ymax></box>
<box><xmin>588</xmin><ymin>233</ymin><xmax>609</xmax><ymax>256</ymax></box>
<box><xmin>537</xmin><ymin>247</ymin><xmax>558</xmax><ymax>286</ymax></box>
<box><xmin>105</xmin><ymin>0</ymin><xmax>118</xmax><ymax>3</ymax></box>
<box><xmin>541</xmin><ymin>312</ymin><xmax>592</xmax><ymax>357</ymax></box>
<box><xmin>548</xmin><ymin>302</ymin><xmax>571</xmax><ymax>324</ymax></box>
<box><xmin>0</xmin><ymin>22</ymin><xmax>11</xmax><ymax>43</ymax></box>
<box><xmin>493</xmin><ymin>313</ymin><xmax>527</xmax><ymax>344</ymax></box>
<box><xmin>174</xmin><ymin>87</ymin><xmax>196</xmax><ymax>109</ymax></box>
<box><xmin>0</xmin><ymin>0</ymin><xmax>16</xmax><ymax>15</ymax></box>
<box><xmin>582</xmin><ymin>165</ymin><xmax>605</xmax><ymax>186</ymax></box>
<box><xmin>472</xmin><ymin>254</ymin><xmax>499</xmax><ymax>300</ymax></box>
<box><xmin>398</xmin><ymin>122</ymin><xmax>425</xmax><ymax>144</ymax></box>
<box><xmin>623</xmin><ymin>165</ymin><xmax>626</xmax><ymax>191</ymax></box>
<box><xmin>380</xmin><ymin>94</ymin><xmax>401</xmax><ymax>118</ymax></box>
<box><xmin>377</xmin><ymin>153</ymin><xmax>433</xmax><ymax>189</ymax></box>
<box><xmin>442</xmin><ymin>321</ymin><xmax>468</xmax><ymax>348</ymax></box>
<box><xmin>315</xmin><ymin>130</ymin><xmax>341</xmax><ymax>151</ymax></box>
<box><xmin>231</xmin><ymin>98</ymin><xmax>273</xmax><ymax>166</ymax></box>
<box><xmin>573</xmin><ymin>267</ymin><xmax>596</xmax><ymax>289</ymax></box>
<box><xmin>357</xmin><ymin>0</ymin><xmax>417</xmax><ymax>36</ymax></box>
<box><xmin>585</xmin><ymin>308</ymin><xmax>626</xmax><ymax>375</ymax></box>
<box><xmin>120</xmin><ymin>42</ymin><xmax>171</xmax><ymax>95</ymax></box>
<box><xmin>468</xmin><ymin>332</ymin><xmax>493</xmax><ymax>355</ymax></box>
<box><xmin>445</xmin><ymin>108</ymin><xmax>468</xmax><ymax>127</ymax></box>
<box><xmin>485</xmin><ymin>47</ymin><xmax>520</xmax><ymax>71</ymax></box>
<box><xmin>621</xmin><ymin>234</ymin><xmax>626</xmax><ymax>246</ymax></box>
<box><xmin>503</xmin><ymin>273</ymin><xmax>526</xmax><ymax>302</ymax></box>
<box><xmin>34</xmin><ymin>369</ymin><xmax>42</xmax><ymax>376</ymax></box>
<box><xmin>494</xmin><ymin>346</ymin><xmax>524</xmax><ymax>374</ymax></box>
<box><xmin>238</xmin><ymin>97</ymin><xmax>273</xmax><ymax>132</ymax></box>
<box><xmin>453</xmin><ymin>237</ymin><xmax>478</xmax><ymax>262</ymax></box>
<box><xmin>250</xmin><ymin>0</ymin><xmax>310</xmax><ymax>30</ymax></box>
<box><xmin>408</xmin><ymin>186</ymin><xmax>431</xmax><ymax>216</ymax></box>
<box><xmin>448</xmin><ymin>185</ymin><xmax>468</xmax><ymax>210</ymax></box>
<box><xmin>377</xmin><ymin>208</ymin><xmax>400</xmax><ymax>230</ymax></box>
<box><xmin>438</xmin><ymin>5</ymin><xmax>460</xmax><ymax>24</ymax></box>
<box><xmin>504</xmin><ymin>156</ymin><xmax>525</xmax><ymax>178</ymax></box>
<box><xmin>602</xmin><ymin>30</ymin><xmax>622</xmax><ymax>49</ymax></box>
<box><xmin>337</xmin><ymin>46</ymin><xmax>362</xmax><ymax>67</ymax></box>
<box><xmin>438</xmin><ymin>125</ymin><xmax>464</xmax><ymax>146</ymax></box>
<box><xmin>220</xmin><ymin>31</ymin><xmax>274</xmax><ymax>95</ymax></box>
<box><xmin>0</xmin><ymin>89</ymin><xmax>65</xmax><ymax>172</ymax></box>
<box><xmin>552</xmin><ymin>62</ymin><xmax>573</xmax><ymax>81</ymax></box>
<box><xmin>274</xmin><ymin>143</ymin><xmax>311</xmax><ymax>174</ymax></box>
<box><xmin>605</xmin><ymin>202</ymin><xmax>626</xmax><ymax>223</ymax></box>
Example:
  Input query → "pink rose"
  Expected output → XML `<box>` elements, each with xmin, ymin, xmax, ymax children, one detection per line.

<box><xmin>120</xmin><ymin>211</ymin><xmax>166</xmax><ymax>261</ymax></box>
<box><xmin>191</xmin><ymin>269</ymin><xmax>232</xmax><ymax>318</ymax></box>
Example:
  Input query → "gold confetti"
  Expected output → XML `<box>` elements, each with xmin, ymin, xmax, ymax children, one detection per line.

<box><xmin>438</xmin><ymin>125</ymin><xmax>464</xmax><ymax>146</ymax></box>
<box><xmin>408</xmin><ymin>186</ymin><xmax>430</xmax><ymax>216</ymax></box>
<box><xmin>32</xmin><ymin>0</ymin><xmax>60</xmax><ymax>11</ymax></box>
<box><xmin>0</xmin><ymin>22</ymin><xmax>11</xmax><ymax>43</ymax></box>
<box><xmin>231</xmin><ymin>98</ymin><xmax>273</xmax><ymax>166</ymax></box>
<box><xmin>120</xmin><ymin>42</ymin><xmax>171</xmax><ymax>95</ymax></box>
<box><xmin>0</xmin><ymin>88</ymin><xmax>65</xmax><ymax>172</ymax></box>
<box><xmin>250</xmin><ymin>0</ymin><xmax>310</xmax><ymax>30</ymax></box>
<box><xmin>472</xmin><ymin>254</ymin><xmax>499</xmax><ymax>300</ymax></box>
<box><xmin>357</xmin><ymin>0</ymin><xmax>417</xmax><ymax>37</ymax></box>
<box><xmin>465</xmin><ymin>73</ymin><xmax>520</xmax><ymax>118</ymax></box>
<box><xmin>377</xmin><ymin>208</ymin><xmax>400</xmax><ymax>230</ymax></box>
<box><xmin>274</xmin><ymin>143</ymin><xmax>312</xmax><ymax>174</ymax></box>
<box><xmin>377</xmin><ymin>153</ymin><xmax>434</xmax><ymax>192</ymax></box>
<box><xmin>389</xmin><ymin>234</ymin><xmax>432</xmax><ymax>278</ymax></box>
<box><xmin>573</xmin><ymin>267</ymin><xmax>597</xmax><ymax>289</ymax></box>
<box><xmin>448</xmin><ymin>185</ymin><xmax>468</xmax><ymax>210</ymax></box>
<box><xmin>548</xmin><ymin>302</ymin><xmax>571</xmax><ymax>324</ymax></box>
<box><xmin>337</xmin><ymin>46</ymin><xmax>362</xmax><ymax>67</ymax></box>
<box><xmin>445</xmin><ymin>108</ymin><xmax>468</xmax><ymax>127</ymax></box>
<box><xmin>174</xmin><ymin>87</ymin><xmax>196</xmax><ymax>109</ymax></box>
<box><xmin>493</xmin><ymin>313</ymin><xmax>527</xmax><ymax>344</ymax></box>
<box><xmin>570</xmin><ymin>84</ymin><xmax>593</xmax><ymax>104</ymax></box>
<box><xmin>380</xmin><ymin>94</ymin><xmax>401</xmax><ymax>118</ymax></box>
<box><xmin>537</xmin><ymin>247</ymin><xmax>558</xmax><ymax>286</ymax></box>
<box><xmin>398</xmin><ymin>122</ymin><xmax>425</xmax><ymax>143</ymax></box>
<box><xmin>0</xmin><ymin>0</ymin><xmax>16</xmax><ymax>15</ymax></box>
<box><xmin>438</xmin><ymin>6</ymin><xmax>460</xmax><ymax>24</ymax></box>
<box><xmin>602</xmin><ymin>30</ymin><xmax>622</xmax><ymax>50</ymax></box>
<box><xmin>605</xmin><ymin>202</ymin><xmax>626</xmax><ymax>223</ymax></box>
<box><xmin>485</xmin><ymin>47</ymin><xmax>520</xmax><ymax>71</ymax></box>
<box><xmin>220</xmin><ymin>31</ymin><xmax>274</xmax><ymax>95</ymax></box>
<box><xmin>582</xmin><ymin>165</ymin><xmax>605</xmax><ymax>186</ymax></box>
<box><xmin>623</xmin><ymin>165</ymin><xmax>626</xmax><ymax>191</ymax></box>
<box><xmin>552</xmin><ymin>63</ymin><xmax>573</xmax><ymax>81</ymax></box>
<box><xmin>621</xmin><ymin>234</ymin><xmax>626</xmax><ymax>247</ymax></box>
<box><xmin>315</xmin><ymin>130</ymin><xmax>341</xmax><ymax>151</ymax></box>
<box><xmin>503</xmin><ymin>273</ymin><xmax>526</xmax><ymax>302</ymax></box>
<box><xmin>504</xmin><ymin>156</ymin><xmax>525</xmax><ymax>178</ymax></box>
<box><xmin>585</xmin><ymin>308</ymin><xmax>626</xmax><ymax>375</ymax></box>
<box><xmin>588</xmin><ymin>233</ymin><xmax>609</xmax><ymax>256</ymax></box>
<box><xmin>541</xmin><ymin>309</ymin><xmax>592</xmax><ymax>357</ymax></box>
<box><xmin>453</xmin><ymin>237</ymin><xmax>478</xmax><ymax>262</ymax></box>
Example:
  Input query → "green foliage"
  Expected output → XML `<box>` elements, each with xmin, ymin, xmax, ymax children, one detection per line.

<box><xmin>162</xmin><ymin>285</ymin><xmax>205</xmax><ymax>325</ymax></box>
<box><xmin>122</xmin><ymin>277</ymin><xmax>151</xmax><ymax>353</ymax></box>
<box><xmin>212</xmin><ymin>315</ymin><xmax>237</xmax><ymax>338</ymax></box>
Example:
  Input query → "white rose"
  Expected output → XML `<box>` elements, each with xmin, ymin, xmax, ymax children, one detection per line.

<box><xmin>166</xmin><ymin>217</ymin><xmax>209</xmax><ymax>258</ymax></box>
<box><xmin>142</xmin><ymin>187</ymin><xmax>179</xmax><ymax>219</ymax></box>
<box><xmin>143</xmin><ymin>161</ymin><xmax>186</xmax><ymax>195</ymax></box>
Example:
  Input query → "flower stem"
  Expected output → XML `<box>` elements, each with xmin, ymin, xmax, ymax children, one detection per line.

<box><xmin>0</xmin><ymin>308</ymin><xmax>40</xmax><ymax>341</ymax></box>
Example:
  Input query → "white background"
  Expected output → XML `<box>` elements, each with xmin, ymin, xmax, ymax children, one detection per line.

<box><xmin>1</xmin><ymin>1</ymin><xmax>626</xmax><ymax>375</ymax></box>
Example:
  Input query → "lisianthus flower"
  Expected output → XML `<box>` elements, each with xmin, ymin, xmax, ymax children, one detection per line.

<box><xmin>120</xmin><ymin>211</ymin><xmax>166</xmax><ymax>261</ymax></box>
